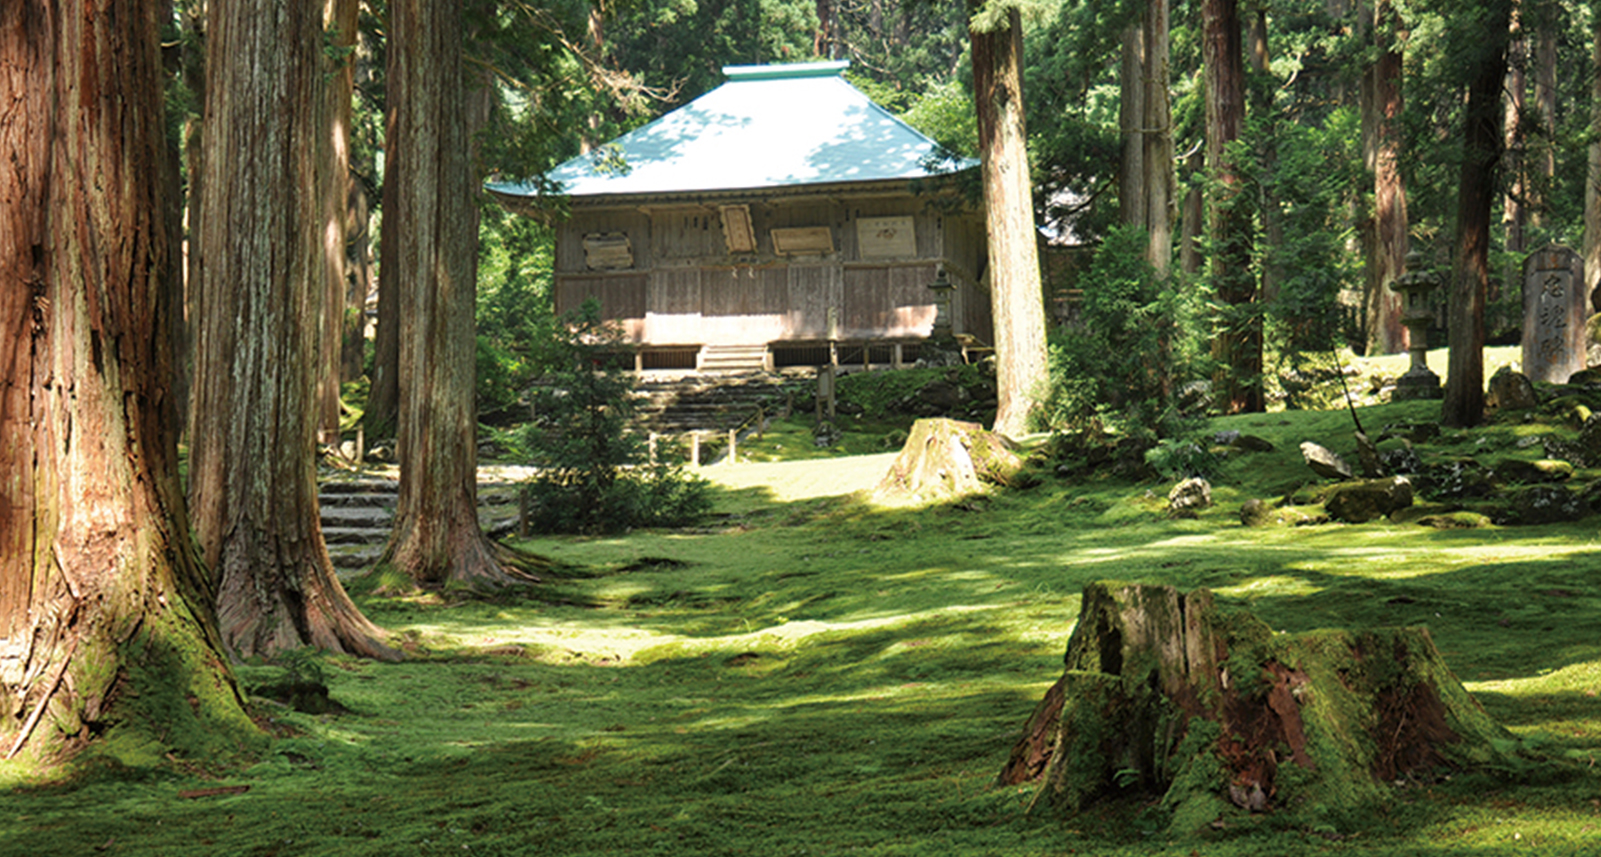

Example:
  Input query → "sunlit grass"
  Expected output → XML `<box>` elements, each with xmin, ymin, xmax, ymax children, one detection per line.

<box><xmin>8</xmin><ymin>371</ymin><xmax>1601</xmax><ymax>854</ymax></box>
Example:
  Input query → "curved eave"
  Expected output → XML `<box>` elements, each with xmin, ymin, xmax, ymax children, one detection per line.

<box><xmin>488</xmin><ymin>168</ymin><xmax>979</xmax><ymax>217</ymax></box>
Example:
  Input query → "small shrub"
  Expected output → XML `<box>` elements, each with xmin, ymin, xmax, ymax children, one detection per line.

<box><xmin>1036</xmin><ymin>225</ymin><xmax>1203</xmax><ymax>436</ymax></box>
<box><xmin>518</xmin><ymin>299</ymin><xmax>712</xmax><ymax>534</ymax></box>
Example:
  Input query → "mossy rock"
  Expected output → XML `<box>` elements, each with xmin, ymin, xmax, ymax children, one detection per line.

<box><xmin>1491</xmin><ymin>458</ymin><xmax>1574</xmax><ymax>485</ymax></box>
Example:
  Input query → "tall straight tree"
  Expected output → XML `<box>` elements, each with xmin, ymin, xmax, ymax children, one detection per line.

<box><xmin>189</xmin><ymin>0</ymin><xmax>394</xmax><ymax>658</ymax></box>
<box><xmin>0</xmin><ymin>0</ymin><xmax>260</xmax><ymax>760</ymax></box>
<box><xmin>1142</xmin><ymin>0</ymin><xmax>1175</xmax><ymax>275</ymax></box>
<box><xmin>1442</xmin><ymin>0</ymin><xmax>1513</xmax><ymax>428</ymax></box>
<box><xmin>381</xmin><ymin>0</ymin><xmax>518</xmax><ymax>587</ymax></box>
<box><xmin>1202</xmin><ymin>0</ymin><xmax>1261</xmax><ymax>413</ymax></box>
<box><xmin>1585</xmin><ymin>3</ymin><xmax>1601</xmax><ymax>309</ymax></box>
<box><xmin>316</xmin><ymin>0</ymin><xmax>361</xmax><ymax>446</ymax></box>
<box><xmin>1361</xmin><ymin>0</ymin><xmax>1408</xmax><ymax>354</ymax></box>
<box><xmin>1120</xmin><ymin>0</ymin><xmax>1175</xmax><ymax>274</ymax></box>
<box><xmin>969</xmin><ymin>0</ymin><xmax>1049</xmax><ymax>439</ymax></box>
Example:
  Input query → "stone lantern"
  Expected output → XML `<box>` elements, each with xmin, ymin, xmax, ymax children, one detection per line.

<box><xmin>921</xmin><ymin>267</ymin><xmax>963</xmax><ymax>366</ymax></box>
<box><xmin>927</xmin><ymin>267</ymin><xmax>956</xmax><ymax>341</ymax></box>
<box><xmin>1389</xmin><ymin>249</ymin><xmax>1443</xmax><ymax>400</ymax></box>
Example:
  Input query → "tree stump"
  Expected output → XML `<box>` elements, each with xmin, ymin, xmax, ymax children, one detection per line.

<box><xmin>872</xmin><ymin>418</ymin><xmax>1031</xmax><ymax>504</ymax></box>
<box><xmin>999</xmin><ymin>581</ymin><xmax>1529</xmax><ymax>833</ymax></box>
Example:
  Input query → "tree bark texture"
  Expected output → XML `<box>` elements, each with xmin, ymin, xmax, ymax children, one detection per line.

<box><xmin>381</xmin><ymin>0</ymin><xmax>514</xmax><ymax>588</ymax></box>
<box><xmin>1531</xmin><ymin>3</ymin><xmax>1555</xmax><ymax>232</ymax></box>
<box><xmin>1502</xmin><ymin>7</ymin><xmax>1526</xmax><ymax>259</ymax></box>
<box><xmin>189</xmin><ymin>0</ymin><xmax>394</xmax><ymax>659</ymax></box>
<box><xmin>1585</xmin><ymin>15</ymin><xmax>1601</xmax><ymax>314</ymax></box>
<box><xmin>317</xmin><ymin>0</ymin><xmax>360</xmax><ymax>445</ymax></box>
<box><xmin>1121</xmin><ymin>1</ymin><xmax>1175</xmax><ymax>275</ymax></box>
<box><xmin>999</xmin><ymin>583</ymin><xmax>1525</xmax><ymax>833</ymax></box>
<box><xmin>970</xmin><ymin>6</ymin><xmax>1049</xmax><ymax>439</ymax></box>
<box><xmin>1120</xmin><ymin>23</ymin><xmax>1147</xmax><ymax>231</ymax></box>
<box><xmin>1203</xmin><ymin>0</ymin><xmax>1262</xmax><ymax>413</ymax></box>
<box><xmin>0</xmin><ymin>0</ymin><xmax>261</xmax><ymax>761</ymax></box>
<box><xmin>1360</xmin><ymin>0</ymin><xmax>1409</xmax><ymax>355</ymax></box>
<box><xmin>1443</xmin><ymin>0</ymin><xmax>1512</xmax><ymax>428</ymax></box>
<box><xmin>1141</xmin><ymin>0</ymin><xmax>1175</xmax><ymax>275</ymax></box>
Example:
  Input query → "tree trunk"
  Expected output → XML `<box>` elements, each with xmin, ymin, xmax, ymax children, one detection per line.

<box><xmin>970</xmin><ymin>5</ymin><xmax>1050</xmax><ymax>439</ymax></box>
<box><xmin>1247</xmin><ymin>5</ymin><xmax>1282</xmax><ymax>305</ymax></box>
<box><xmin>343</xmin><ymin>182</ymin><xmax>375</xmax><ymax>386</ymax></box>
<box><xmin>1502</xmin><ymin>7</ymin><xmax>1526</xmax><ymax>261</ymax></box>
<box><xmin>1142</xmin><ymin>0</ymin><xmax>1175</xmax><ymax>275</ymax></box>
<box><xmin>1443</xmin><ymin>0</ymin><xmax>1512</xmax><ymax>428</ymax></box>
<box><xmin>1001</xmin><ymin>582</ymin><xmax>1524</xmax><ymax>833</ymax></box>
<box><xmin>872</xmin><ymin>418</ymin><xmax>1032</xmax><ymax>504</ymax></box>
<box><xmin>189</xmin><ymin>0</ymin><xmax>395</xmax><ymax>659</ymax></box>
<box><xmin>1530</xmin><ymin>0</ymin><xmax>1556</xmax><ymax>233</ymax></box>
<box><xmin>1361</xmin><ymin>0</ymin><xmax>1409</xmax><ymax>355</ymax></box>
<box><xmin>317</xmin><ymin>0</ymin><xmax>360</xmax><ymax>446</ymax></box>
<box><xmin>1180</xmin><ymin>146</ymin><xmax>1205</xmax><ymax>276</ymax></box>
<box><xmin>1585</xmin><ymin>13</ymin><xmax>1601</xmax><ymax>315</ymax></box>
<box><xmin>1120</xmin><ymin>22</ymin><xmax>1148</xmax><ymax>231</ymax></box>
<box><xmin>381</xmin><ymin>0</ymin><xmax>519</xmax><ymax>589</ymax></box>
<box><xmin>0</xmin><ymin>0</ymin><xmax>261</xmax><ymax>761</ymax></box>
<box><xmin>1203</xmin><ymin>0</ymin><xmax>1262</xmax><ymax>413</ymax></box>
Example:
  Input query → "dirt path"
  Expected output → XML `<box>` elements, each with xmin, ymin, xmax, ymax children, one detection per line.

<box><xmin>695</xmin><ymin>452</ymin><xmax>898</xmax><ymax>502</ymax></box>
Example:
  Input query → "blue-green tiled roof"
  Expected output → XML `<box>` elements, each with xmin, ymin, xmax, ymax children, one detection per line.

<box><xmin>489</xmin><ymin>60</ymin><xmax>970</xmax><ymax>200</ymax></box>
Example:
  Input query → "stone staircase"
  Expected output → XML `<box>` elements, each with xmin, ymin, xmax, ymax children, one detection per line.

<box><xmin>633</xmin><ymin>372</ymin><xmax>797</xmax><ymax>434</ymax></box>
<box><xmin>317</xmin><ymin>475</ymin><xmax>522</xmax><ymax>578</ymax></box>
<box><xmin>697</xmin><ymin>343</ymin><xmax>770</xmax><ymax>373</ymax></box>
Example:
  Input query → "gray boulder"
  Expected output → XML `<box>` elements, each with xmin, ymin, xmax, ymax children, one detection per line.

<box><xmin>1300</xmin><ymin>441</ymin><xmax>1353</xmax><ymax>480</ymax></box>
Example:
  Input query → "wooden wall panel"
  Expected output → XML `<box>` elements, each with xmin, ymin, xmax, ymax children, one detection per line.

<box><xmin>557</xmin><ymin>273</ymin><xmax>647</xmax><ymax>340</ymax></box>
<box><xmin>785</xmin><ymin>263</ymin><xmax>841</xmax><ymax>339</ymax></box>
<box><xmin>842</xmin><ymin>264</ymin><xmax>936</xmax><ymax>339</ymax></box>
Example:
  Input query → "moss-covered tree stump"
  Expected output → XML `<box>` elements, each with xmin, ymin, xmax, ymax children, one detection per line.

<box><xmin>1000</xmin><ymin>581</ymin><xmax>1528</xmax><ymax>833</ymax></box>
<box><xmin>873</xmin><ymin>418</ymin><xmax>1031</xmax><ymax>504</ymax></box>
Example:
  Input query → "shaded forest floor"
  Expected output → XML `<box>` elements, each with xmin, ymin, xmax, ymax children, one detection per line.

<box><xmin>7</xmin><ymin>352</ymin><xmax>1601</xmax><ymax>855</ymax></box>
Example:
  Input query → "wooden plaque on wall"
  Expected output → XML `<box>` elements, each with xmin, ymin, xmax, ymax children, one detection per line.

<box><xmin>856</xmin><ymin>216</ymin><xmax>915</xmax><ymax>258</ymax></box>
<box><xmin>771</xmin><ymin>226</ymin><xmax>834</xmax><ymax>256</ymax></box>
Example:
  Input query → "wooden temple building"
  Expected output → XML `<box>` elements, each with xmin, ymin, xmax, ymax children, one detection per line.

<box><xmin>488</xmin><ymin>60</ymin><xmax>990</xmax><ymax>373</ymax></box>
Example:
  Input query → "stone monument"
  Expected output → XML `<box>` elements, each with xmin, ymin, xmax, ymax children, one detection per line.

<box><xmin>1522</xmin><ymin>244</ymin><xmax>1586</xmax><ymax>384</ymax></box>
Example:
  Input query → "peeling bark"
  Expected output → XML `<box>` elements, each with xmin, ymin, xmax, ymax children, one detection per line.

<box><xmin>1</xmin><ymin>0</ymin><xmax>260</xmax><ymax>761</ymax></box>
<box><xmin>970</xmin><ymin>6</ymin><xmax>1049</xmax><ymax>439</ymax></box>
<box><xmin>189</xmin><ymin>0</ymin><xmax>394</xmax><ymax>659</ymax></box>
<box><xmin>380</xmin><ymin>0</ymin><xmax>521</xmax><ymax>589</ymax></box>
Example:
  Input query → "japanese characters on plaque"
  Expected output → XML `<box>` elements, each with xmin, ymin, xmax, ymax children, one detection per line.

<box><xmin>1522</xmin><ymin>245</ymin><xmax>1586</xmax><ymax>384</ymax></box>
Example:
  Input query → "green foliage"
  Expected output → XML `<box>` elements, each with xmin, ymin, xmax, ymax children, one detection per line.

<box><xmin>518</xmin><ymin>299</ymin><xmax>711</xmax><ymax>534</ymax></box>
<box><xmin>476</xmin><ymin>211</ymin><xmax>557</xmax><ymax>424</ymax></box>
<box><xmin>1144</xmin><ymin>436</ymin><xmax>1220</xmax><ymax>481</ymax></box>
<box><xmin>1037</xmin><ymin>225</ymin><xmax>1204</xmax><ymax>435</ymax></box>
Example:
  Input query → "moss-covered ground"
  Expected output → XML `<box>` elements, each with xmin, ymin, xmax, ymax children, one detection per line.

<box><xmin>6</xmin><ymin>349</ymin><xmax>1601</xmax><ymax>855</ymax></box>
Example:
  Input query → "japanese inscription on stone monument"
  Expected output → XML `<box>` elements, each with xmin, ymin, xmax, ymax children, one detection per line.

<box><xmin>1522</xmin><ymin>245</ymin><xmax>1586</xmax><ymax>384</ymax></box>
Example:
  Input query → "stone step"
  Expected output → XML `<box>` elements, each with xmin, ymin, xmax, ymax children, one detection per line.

<box><xmin>322</xmin><ymin>526</ymin><xmax>390</xmax><ymax>546</ymax></box>
<box><xmin>320</xmin><ymin>506</ymin><xmax>393</xmax><ymax>528</ymax></box>
<box><xmin>328</xmin><ymin>545</ymin><xmax>383</xmax><ymax>571</ymax></box>
<box><xmin>320</xmin><ymin>479</ymin><xmax>400</xmax><ymax>495</ymax></box>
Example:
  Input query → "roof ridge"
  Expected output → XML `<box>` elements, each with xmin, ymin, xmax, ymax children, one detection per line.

<box><xmin>721</xmin><ymin>60</ymin><xmax>850</xmax><ymax>81</ymax></box>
